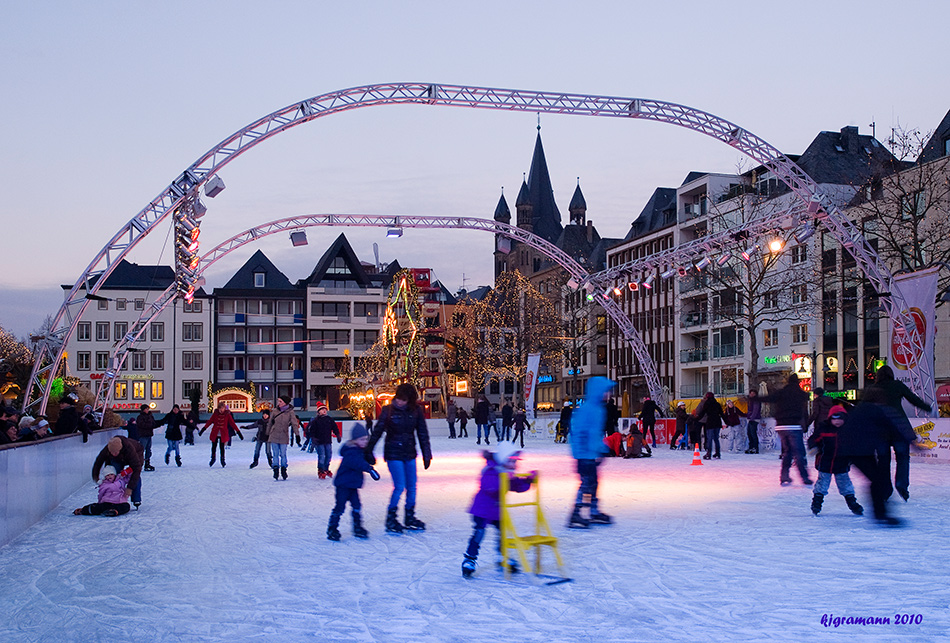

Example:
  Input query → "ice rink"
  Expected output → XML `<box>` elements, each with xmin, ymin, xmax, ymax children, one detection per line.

<box><xmin>1</xmin><ymin>433</ymin><xmax>947</xmax><ymax>642</ymax></box>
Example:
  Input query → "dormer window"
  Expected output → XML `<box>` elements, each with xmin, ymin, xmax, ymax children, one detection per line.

<box><xmin>254</xmin><ymin>272</ymin><xmax>265</xmax><ymax>288</ymax></box>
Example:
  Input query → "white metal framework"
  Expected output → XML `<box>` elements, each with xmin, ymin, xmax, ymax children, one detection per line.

<box><xmin>28</xmin><ymin>83</ymin><xmax>933</xmax><ymax>414</ymax></box>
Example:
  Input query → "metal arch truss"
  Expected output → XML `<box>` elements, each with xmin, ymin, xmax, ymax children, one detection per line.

<box><xmin>92</xmin><ymin>214</ymin><xmax>663</xmax><ymax>413</ymax></box>
<box><xmin>29</xmin><ymin>82</ymin><xmax>933</xmax><ymax>413</ymax></box>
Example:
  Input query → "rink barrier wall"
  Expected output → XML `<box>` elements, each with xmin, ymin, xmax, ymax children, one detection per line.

<box><xmin>0</xmin><ymin>429</ymin><xmax>123</xmax><ymax>549</ymax></box>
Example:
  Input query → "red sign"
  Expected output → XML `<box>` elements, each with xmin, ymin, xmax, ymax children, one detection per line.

<box><xmin>891</xmin><ymin>307</ymin><xmax>926</xmax><ymax>370</ymax></box>
<box><xmin>937</xmin><ymin>384</ymin><xmax>950</xmax><ymax>403</ymax></box>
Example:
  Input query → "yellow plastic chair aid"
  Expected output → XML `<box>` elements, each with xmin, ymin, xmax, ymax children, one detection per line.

<box><xmin>499</xmin><ymin>471</ymin><xmax>571</xmax><ymax>584</ymax></box>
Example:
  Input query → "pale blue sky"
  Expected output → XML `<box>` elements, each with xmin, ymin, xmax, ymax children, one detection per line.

<box><xmin>1</xmin><ymin>1</ymin><xmax>947</xmax><ymax>337</ymax></box>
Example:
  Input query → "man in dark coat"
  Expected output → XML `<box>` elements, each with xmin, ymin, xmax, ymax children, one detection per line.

<box><xmin>638</xmin><ymin>396</ymin><xmax>661</xmax><ymax>447</ymax></box>
<box><xmin>92</xmin><ymin>436</ymin><xmax>145</xmax><ymax>508</ymax></box>
<box><xmin>759</xmin><ymin>373</ymin><xmax>812</xmax><ymax>486</ymax></box>
<box><xmin>605</xmin><ymin>397</ymin><xmax>620</xmax><ymax>436</ymax></box>
<box><xmin>501</xmin><ymin>400</ymin><xmax>514</xmax><ymax>442</ymax></box>
<box><xmin>54</xmin><ymin>394</ymin><xmax>81</xmax><ymax>436</ymax></box>
<box><xmin>135</xmin><ymin>404</ymin><xmax>157</xmax><ymax>471</ymax></box>
<box><xmin>473</xmin><ymin>395</ymin><xmax>491</xmax><ymax>446</ymax></box>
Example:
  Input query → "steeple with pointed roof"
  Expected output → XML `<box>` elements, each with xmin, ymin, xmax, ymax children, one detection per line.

<box><xmin>515</xmin><ymin>178</ymin><xmax>533</xmax><ymax>231</ymax></box>
<box><xmin>524</xmin><ymin>130</ymin><xmax>563</xmax><ymax>243</ymax></box>
<box><xmin>493</xmin><ymin>190</ymin><xmax>511</xmax><ymax>224</ymax></box>
<box><xmin>568</xmin><ymin>180</ymin><xmax>587</xmax><ymax>226</ymax></box>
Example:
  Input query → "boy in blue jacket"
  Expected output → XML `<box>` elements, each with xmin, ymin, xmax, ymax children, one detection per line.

<box><xmin>568</xmin><ymin>376</ymin><xmax>615</xmax><ymax>528</ymax></box>
<box><xmin>327</xmin><ymin>423</ymin><xmax>380</xmax><ymax>541</ymax></box>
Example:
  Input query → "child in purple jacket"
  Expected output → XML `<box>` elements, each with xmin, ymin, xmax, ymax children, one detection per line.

<box><xmin>462</xmin><ymin>442</ymin><xmax>536</xmax><ymax>578</ymax></box>
<box><xmin>73</xmin><ymin>465</ymin><xmax>132</xmax><ymax>516</ymax></box>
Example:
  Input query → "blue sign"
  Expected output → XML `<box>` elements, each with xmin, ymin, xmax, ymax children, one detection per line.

<box><xmin>538</xmin><ymin>375</ymin><xmax>554</xmax><ymax>383</ymax></box>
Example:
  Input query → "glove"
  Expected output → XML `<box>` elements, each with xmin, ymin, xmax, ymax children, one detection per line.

<box><xmin>365</xmin><ymin>452</ymin><xmax>376</xmax><ymax>466</ymax></box>
<box><xmin>122</xmin><ymin>467</ymin><xmax>133</xmax><ymax>477</ymax></box>
<box><xmin>237</xmin><ymin>431</ymin><xmax>245</xmax><ymax>441</ymax></box>
<box><xmin>197</xmin><ymin>429</ymin><xmax>205</xmax><ymax>436</ymax></box>
<box><xmin>423</xmin><ymin>456</ymin><xmax>431</xmax><ymax>470</ymax></box>
<box><xmin>369</xmin><ymin>468</ymin><xmax>380</xmax><ymax>481</ymax></box>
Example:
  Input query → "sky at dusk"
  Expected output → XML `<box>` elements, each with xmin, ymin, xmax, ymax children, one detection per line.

<box><xmin>2</xmin><ymin>1</ymin><xmax>948</xmax><ymax>338</ymax></box>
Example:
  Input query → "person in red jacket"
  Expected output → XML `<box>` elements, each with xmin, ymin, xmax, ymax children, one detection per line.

<box><xmin>199</xmin><ymin>401</ymin><xmax>243</xmax><ymax>467</ymax></box>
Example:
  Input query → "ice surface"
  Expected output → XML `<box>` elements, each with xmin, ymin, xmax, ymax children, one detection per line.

<box><xmin>1</xmin><ymin>435</ymin><xmax>947</xmax><ymax>642</ymax></box>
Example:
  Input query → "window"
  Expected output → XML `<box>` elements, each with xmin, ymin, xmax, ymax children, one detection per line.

<box><xmin>150</xmin><ymin>381</ymin><xmax>163</xmax><ymax>399</ymax></box>
<box><xmin>114</xmin><ymin>382</ymin><xmax>127</xmax><ymax>399</ymax></box>
<box><xmin>116</xmin><ymin>298</ymin><xmax>127</xmax><ymax>311</ymax></box>
<box><xmin>183</xmin><ymin>300</ymin><xmax>203</xmax><ymax>313</ymax></box>
<box><xmin>97</xmin><ymin>299</ymin><xmax>108</xmax><ymax>310</ymax></box>
<box><xmin>311</xmin><ymin>357</ymin><xmax>342</xmax><ymax>372</ymax></box>
<box><xmin>763</xmin><ymin>328</ymin><xmax>779</xmax><ymax>347</ymax></box>
<box><xmin>900</xmin><ymin>190</ymin><xmax>926</xmax><ymax>220</ymax></box>
<box><xmin>182</xmin><ymin>322</ymin><xmax>203</xmax><ymax>342</ymax></box>
<box><xmin>150</xmin><ymin>322</ymin><xmax>164</xmax><ymax>342</ymax></box>
<box><xmin>131</xmin><ymin>352</ymin><xmax>146</xmax><ymax>370</ymax></box>
<box><xmin>183</xmin><ymin>351</ymin><xmax>203</xmax><ymax>370</ymax></box>
<box><xmin>134</xmin><ymin>299</ymin><xmax>145</xmax><ymax>311</ymax></box>
<box><xmin>114</xmin><ymin>321</ymin><xmax>128</xmax><ymax>341</ymax></box>
<box><xmin>354</xmin><ymin>302</ymin><xmax>378</xmax><ymax>318</ymax></box>
<box><xmin>151</xmin><ymin>351</ymin><xmax>164</xmax><ymax>370</ymax></box>
<box><xmin>96</xmin><ymin>352</ymin><xmax>110</xmax><ymax>370</ymax></box>
<box><xmin>308</xmin><ymin>329</ymin><xmax>350</xmax><ymax>345</ymax></box>
<box><xmin>354</xmin><ymin>329</ymin><xmax>379</xmax><ymax>348</ymax></box>
<box><xmin>182</xmin><ymin>380</ymin><xmax>203</xmax><ymax>398</ymax></box>
<box><xmin>311</xmin><ymin>301</ymin><xmax>350</xmax><ymax>317</ymax></box>
<box><xmin>132</xmin><ymin>381</ymin><xmax>146</xmax><ymax>399</ymax></box>
<box><xmin>277</xmin><ymin>356</ymin><xmax>300</xmax><ymax>371</ymax></box>
<box><xmin>596</xmin><ymin>345</ymin><xmax>607</xmax><ymax>366</ymax></box>
<box><xmin>792</xmin><ymin>324</ymin><xmax>808</xmax><ymax>344</ymax></box>
<box><xmin>77</xmin><ymin>322</ymin><xmax>91</xmax><ymax>341</ymax></box>
<box><xmin>791</xmin><ymin>284</ymin><xmax>807</xmax><ymax>305</ymax></box>
<box><xmin>96</xmin><ymin>322</ymin><xmax>110</xmax><ymax>342</ymax></box>
<box><xmin>77</xmin><ymin>352</ymin><xmax>91</xmax><ymax>371</ymax></box>
<box><xmin>596</xmin><ymin>315</ymin><xmax>607</xmax><ymax>334</ymax></box>
<box><xmin>276</xmin><ymin>300</ymin><xmax>301</xmax><ymax>315</ymax></box>
<box><xmin>247</xmin><ymin>327</ymin><xmax>275</xmax><ymax>345</ymax></box>
<box><xmin>791</xmin><ymin>244</ymin><xmax>807</xmax><ymax>265</ymax></box>
<box><xmin>217</xmin><ymin>356</ymin><xmax>244</xmax><ymax>371</ymax></box>
<box><xmin>254</xmin><ymin>272</ymin><xmax>266</xmax><ymax>288</ymax></box>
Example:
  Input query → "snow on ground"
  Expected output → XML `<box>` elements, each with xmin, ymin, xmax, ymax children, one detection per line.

<box><xmin>1</xmin><ymin>431</ymin><xmax>948</xmax><ymax>643</ymax></box>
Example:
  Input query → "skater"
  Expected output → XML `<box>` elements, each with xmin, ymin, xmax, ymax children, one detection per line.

<box><xmin>556</xmin><ymin>400</ymin><xmax>573</xmax><ymax>444</ymax></box>
<box><xmin>184</xmin><ymin>406</ymin><xmax>199</xmax><ymax>446</ymax></box>
<box><xmin>248</xmin><ymin>409</ymin><xmax>272</xmax><ymax>469</ymax></box>
<box><xmin>327</xmin><ymin>423</ymin><xmax>380</xmax><ymax>541</ymax></box>
<box><xmin>671</xmin><ymin>401</ymin><xmax>688</xmax><ymax>450</ymax></box>
<box><xmin>722</xmin><ymin>399</ymin><xmax>746</xmax><ymax>453</ymax></box>
<box><xmin>158</xmin><ymin>404</ymin><xmax>186</xmax><ymax>467</ymax></box>
<box><xmin>638</xmin><ymin>395</ymin><xmax>661</xmax><ymax>447</ymax></box>
<box><xmin>605</xmin><ymin>397</ymin><xmax>619</xmax><ymax>437</ymax></box>
<box><xmin>446</xmin><ymin>399</ymin><xmax>457</xmax><ymax>439</ymax></box>
<box><xmin>365</xmin><ymin>383</ymin><xmax>432</xmax><ymax>533</ymax></box>
<box><xmin>501</xmin><ymin>399</ymin><xmax>514</xmax><ymax>442</ymax></box>
<box><xmin>134</xmin><ymin>404</ymin><xmax>157</xmax><ymax>472</ymax></box>
<box><xmin>310</xmin><ymin>404</ymin><xmax>341</xmax><ymax>479</ymax></box>
<box><xmin>865</xmin><ymin>364</ymin><xmax>931</xmax><ymax>501</ymax></box>
<box><xmin>199</xmin><ymin>401</ymin><xmax>243</xmax><ymax>468</ymax></box>
<box><xmin>808</xmin><ymin>405</ymin><xmax>863</xmax><ymax>516</ymax></box>
<box><xmin>462</xmin><ymin>442</ymin><xmax>537</xmax><ymax>577</ymax></box>
<box><xmin>568</xmin><ymin>376</ymin><xmax>615</xmax><ymax>528</ymax></box>
<box><xmin>695</xmin><ymin>392</ymin><xmax>725</xmax><ymax>460</ymax></box>
<box><xmin>744</xmin><ymin>390</ymin><xmax>762</xmax><ymax>454</ymax></box>
<box><xmin>457</xmin><ymin>406</ymin><xmax>469</xmax><ymax>438</ymax></box>
<box><xmin>266</xmin><ymin>395</ymin><xmax>301</xmax><ymax>480</ymax></box>
<box><xmin>92</xmin><ymin>436</ymin><xmax>144</xmax><ymax>509</ymax></box>
<box><xmin>511</xmin><ymin>407</ymin><xmax>527</xmax><ymax>448</ymax></box>
<box><xmin>474</xmin><ymin>394</ymin><xmax>491</xmax><ymax>445</ymax></box>
<box><xmin>759</xmin><ymin>374</ymin><xmax>813</xmax><ymax>486</ymax></box>
<box><xmin>73</xmin><ymin>465</ymin><xmax>132</xmax><ymax>517</ymax></box>
<box><xmin>489</xmin><ymin>403</ymin><xmax>499</xmax><ymax>442</ymax></box>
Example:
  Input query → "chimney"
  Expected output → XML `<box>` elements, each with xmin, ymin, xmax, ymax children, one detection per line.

<box><xmin>587</xmin><ymin>220</ymin><xmax>593</xmax><ymax>243</ymax></box>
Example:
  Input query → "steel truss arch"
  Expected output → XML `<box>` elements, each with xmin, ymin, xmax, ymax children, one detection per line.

<box><xmin>29</xmin><ymin>82</ymin><xmax>933</xmax><ymax>414</ymax></box>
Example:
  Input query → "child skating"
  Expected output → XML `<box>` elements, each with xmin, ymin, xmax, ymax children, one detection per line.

<box><xmin>808</xmin><ymin>405</ymin><xmax>863</xmax><ymax>516</ymax></box>
<box><xmin>73</xmin><ymin>465</ymin><xmax>132</xmax><ymax>517</ymax></box>
<box><xmin>462</xmin><ymin>442</ymin><xmax>536</xmax><ymax>578</ymax></box>
<box><xmin>327</xmin><ymin>424</ymin><xmax>380</xmax><ymax>541</ymax></box>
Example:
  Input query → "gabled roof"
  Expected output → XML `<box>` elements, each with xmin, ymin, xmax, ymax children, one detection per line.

<box><xmin>796</xmin><ymin>126</ymin><xmax>898</xmax><ymax>186</ymax></box>
<box><xmin>455</xmin><ymin>285</ymin><xmax>492</xmax><ymax>303</ymax></box>
<box><xmin>219</xmin><ymin>250</ymin><xmax>296</xmax><ymax>291</ymax></box>
<box><xmin>82</xmin><ymin>260</ymin><xmax>176</xmax><ymax>290</ymax></box>
<box><xmin>918</xmin><ymin>108</ymin><xmax>950</xmax><ymax>164</ymax></box>
<box><xmin>680</xmin><ymin>171</ymin><xmax>709</xmax><ymax>186</ymax></box>
<box><xmin>431</xmin><ymin>280</ymin><xmax>458</xmax><ymax>305</ymax></box>
<box><xmin>625</xmin><ymin>187</ymin><xmax>677</xmax><ymax>240</ymax></box>
<box><xmin>299</xmin><ymin>233</ymin><xmax>373</xmax><ymax>287</ymax></box>
<box><xmin>525</xmin><ymin>132</ymin><xmax>563</xmax><ymax>243</ymax></box>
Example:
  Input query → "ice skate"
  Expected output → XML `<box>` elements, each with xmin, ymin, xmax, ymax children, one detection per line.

<box><xmin>353</xmin><ymin>510</ymin><xmax>368</xmax><ymax>539</ymax></box>
<box><xmin>845</xmin><ymin>494</ymin><xmax>864</xmax><ymax>515</ymax></box>
<box><xmin>589</xmin><ymin>512</ymin><xmax>613</xmax><ymax>525</ymax></box>
<box><xmin>164</xmin><ymin>453</ymin><xmax>170</xmax><ymax>465</ymax></box>
<box><xmin>404</xmin><ymin>505</ymin><xmax>426</xmax><ymax>531</ymax></box>
<box><xmin>385</xmin><ymin>507</ymin><xmax>404</xmax><ymax>533</ymax></box>
<box><xmin>273</xmin><ymin>466</ymin><xmax>280</xmax><ymax>481</ymax></box>
<box><xmin>327</xmin><ymin>527</ymin><xmax>341</xmax><ymax>541</ymax></box>
<box><xmin>462</xmin><ymin>555</ymin><xmax>477</xmax><ymax>578</ymax></box>
<box><xmin>567</xmin><ymin>506</ymin><xmax>590</xmax><ymax>529</ymax></box>
<box><xmin>175</xmin><ymin>455</ymin><xmax>181</xmax><ymax>467</ymax></box>
<box><xmin>280</xmin><ymin>466</ymin><xmax>288</xmax><ymax>480</ymax></box>
<box><xmin>811</xmin><ymin>493</ymin><xmax>824</xmax><ymax>515</ymax></box>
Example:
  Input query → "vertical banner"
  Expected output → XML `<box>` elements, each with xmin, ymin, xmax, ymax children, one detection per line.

<box><xmin>891</xmin><ymin>268</ymin><xmax>938</xmax><ymax>417</ymax></box>
<box><xmin>523</xmin><ymin>353</ymin><xmax>541</xmax><ymax>420</ymax></box>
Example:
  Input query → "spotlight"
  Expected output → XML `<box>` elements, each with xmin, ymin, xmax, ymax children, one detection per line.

<box><xmin>204</xmin><ymin>175</ymin><xmax>226</xmax><ymax>198</ymax></box>
<box><xmin>661</xmin><ymin>268</ymin><xmax>678</xmax><ymax>279</ymax></box>
<box><xmin>192</xmin><ymin>199</ymin><xmax>207</xmax><ymax>219</ymax></box>
<box><xmin>677</xmin><ymin>266</ymin><xmax>689</xmax><ymax>277</ymax></box>
<box><xmin>586</xmin><ymin>293</ymin><xmax>594</xmax><ymax>302</ymax></box>
<box><xmin>602</xmin><ymin>288</ymin><xmax>612</xmax><ymax>300</ymax></box>
<box><xmin>769</xmin><ymin>239</ymin><xmax>784</xmax><ymax>253</ymax></box>
<box><xmin>612</xmin><ymin>286</ymin><xmax>623</xmax><ymax>297</ymax></box>
<box><xmin>807</xmin><ymin>194</ymin><xmax>823</xmax><ymax>214</ymax></box>
<box><xmin>627</xmin><ymin>281</ymin><xmax>639</xmax><ymax>292</ymax></box>
<box><xmin>716</xmin><ymin>253</ymin><xmax>731</xmax><ymax>266</ymax></box>
<box><xmin>741</xmin><ymin>245</ymin><xmax>758</xmax><ymax>261</ymax></box>
<box><xmin>386</xmin><ymin>227</ymin><xmax>404</xmax><ymax>238</ymax></box>
<box><xmin>290</xmin><ymin>231</ymin><xmax>308</xmax><ymax>247</ymax></box>
<box><xmin>695</xmin><ymin>257</ymin><xmax>712</xmax><ymax>271</ymax></box>
<box><xmin>794</xmin><ymin>223</ymin><xmax>815</xmax><ymax>243</ymax></box>
<box><xmin>585</xmin><ymin>283</ymin><xmax>596</xmax><ymax>294</ymax></box>
<box><xmin>642</xmin><ymin>274</ymin><xmax>655</xmax><ymax>290</ymax></box>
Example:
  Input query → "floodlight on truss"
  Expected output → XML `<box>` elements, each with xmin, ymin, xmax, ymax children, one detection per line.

<box><xmin>642</xmin><ymin>274</ymin><xmax>655</xmax><ymax>290</ymax></box>
<box><xmin>627</xmin><ymin>281</ymin><xmax>639</xmax><ymax>292</ymax></box>
<box><xmin>695</xmin><ymin>257</ymin><xmax>712</xmax><ymax>271</ymax></box>
<box><xmin>794</xmin><ymin>222</ymin><xmax>816</xmax><ymax>243</ymax></box>
<box><xmin>387</xmin><ymin>226</ymin><xmax>404</xmax><ymax>238</ymax></box>
<box><xmin>289</xmin><ymin>230</ymin><xmax>308</xmax><ymax>246</ymax></box>
<box><xmin>716</xmin><ymin>252</ymin><xmax>731</xmax><ymax>266</ymax></box>
<box><xmin>741</xmin><ymin>245</ymin><xmax>758</xmax><ymax>261</ymax></box>
<box><xmin>660</xmin><ymin>268</ymin><xmax>678</xmax><ymax>279</ymax></box>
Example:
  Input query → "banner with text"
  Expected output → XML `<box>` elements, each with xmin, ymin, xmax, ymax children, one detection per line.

<box><xmin>523</xmin><ymin>353</ymin><xmax>541</xmax><ymax>419</ymax></box>
<box><xmin>891</xmin><ymin>268</ymin><xmax>938</xmax><ymax>417</ymax></box>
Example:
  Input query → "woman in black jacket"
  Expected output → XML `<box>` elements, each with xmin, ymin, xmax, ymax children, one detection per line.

<box><xmin>366</xmin><ymin>383</ymin><xmax>432</xmax><ymax>533</ymax></box>
<box><xmin>696</xmin><ymin>392</ymin><xmax>725</xmax><ymax>460</ymax></box>
<box><xmin>159</xmin><ymin>404</ymin><xmax>187</xmax><ymax>467</ymax></box>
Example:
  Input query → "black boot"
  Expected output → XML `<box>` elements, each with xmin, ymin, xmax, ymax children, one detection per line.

<box><xmin>249</xmin><ymin>460</ymin><xmax>258</xmax><ymax>469</ymax></box>
<box><xmin>165</xmin><ymin>453</ymin><xmax>170</xmax><ymax>465</ymax></box>
<box><xmin>144</xmin><ymin>460</ymin><xmax>155</xmax><ymax>472</ymax></box>
<box><xmin>567</xmin><ymin>504</ymin><xmax>590</xmax><ymax>529</ymax></box>
<box><xmin>175</xmin><ymin>455</ymin><xmax>182</xmax><ymax>467</ymax></box>
<box><xmin>280</xmin><ymin>466</ymin><xmax>288</xmax><ymax>480</ymax></box>
<box><xmin>811</xmin><ymin>493</ymin><xmax>824</xmax><ymax>515</ymax></box>
<box><xmin>273</xmin><ymin>466</ymin><xmax>280</xmax><ymax>481</ymax></box>
<box><xmin>327</xmin><ymin>512</ymin><xmax>341</xmax><ymax>541</ymax></box>
<box><xmin>404</xmin><ymin>505</ymin><xmax>426</xmax><ymax>531</ymax></box>
<box><xmin>385</xmin><ymin>507</ymin><xmax>404</xmax><ymax>533</ymax></box>
<box><xmin>353</xmin><ymin>510</ymin><xmax>368</xmax><ymax>539</ymax></box>
<box><xmin>845</xmin><ymin>494</ymin><xmax>864</xmax><ymax>515</ymax></box>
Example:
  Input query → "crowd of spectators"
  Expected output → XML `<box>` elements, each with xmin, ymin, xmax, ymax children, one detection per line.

<box><xmin>0</xmin><ymin>392</ymin><xmax>97</xmax><ymax>446</ymax></box>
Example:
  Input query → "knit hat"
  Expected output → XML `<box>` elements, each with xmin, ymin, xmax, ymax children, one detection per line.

<box><xmin>677</xmin><ymin>401</ymin><xmax>686</xmax><ymax>407</ymax></box>
<box><xmin>829</xmin><ymin>404</ymin><xmax>847</xmax><ymax>419</ymax></box>
<box><xmin>351</xmin><ymin>423</ymin><xmax>368</xmax><ymax>440</ymax></box>
<box><xmin>493</xmin><ymin>441</ymin><xmax>522</xmax><ymax>465</ymax></box>
<box><xmin>101</xmin><ymin>465</ymin><xmax>117</xmax><ymax>479</ymax></box>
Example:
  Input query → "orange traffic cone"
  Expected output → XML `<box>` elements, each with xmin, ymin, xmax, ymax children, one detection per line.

<box><xmin>690</xmin><ymin>443</ymin><xmax>703</xmax><ymax>466</ymax></box>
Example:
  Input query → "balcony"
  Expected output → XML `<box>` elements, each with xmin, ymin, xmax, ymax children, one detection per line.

<box><xmin>680</xmin><ymin>347</ymin><xmax>709</xmax><ymax>363</ymax></box>
<box><xmin>711</xmin><ymin>342</ymin><xmax>744</xmax><ymax>359</ymax></box>
<box><xmin>247</xmin><ymin>314</ymin><xmax>276</xmax><ymax>326</ymax></box>
<box><xmin>679</xmin><ymin>384</ymin><xmax>708</xmax><ymax>398</ymax></box>
<box><xmin>680</xmin><ymin>275</ymin><xmax>710</xmax><ymax>294</ymax></box>
<box><xmin>681</xmin><ymin>311</ymin><xmax>708</xmax><ymax>328</ymax></box>
<box><xmin>710</xmin><ymin>305</ymin><xmax>742</xmax><ymax>323</ymax></box>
